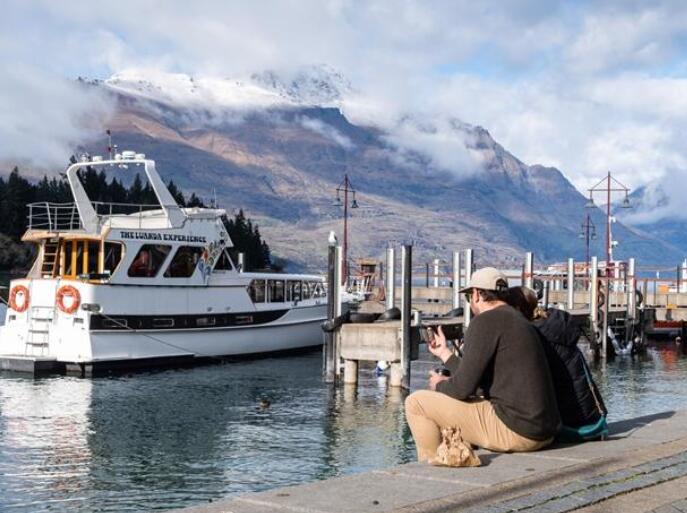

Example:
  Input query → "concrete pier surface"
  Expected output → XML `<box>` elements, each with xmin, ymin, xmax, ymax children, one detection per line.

<box><xmin>172</xmin><ymin>409</ymin><xmax>687</xmax><ymax>513</ymax></box>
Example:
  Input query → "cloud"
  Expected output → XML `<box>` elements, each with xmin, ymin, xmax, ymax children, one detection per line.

<box><xmin>0</xmin><ymin>65</ymin><xmax>113</xmax><ymax>170</ymax></box>
<box><xmin>3</xmin><ymin>0</ymin><xmax>687</xmax><ymax>222</ymax></box>
<box><xmin>298</xmin><ymin>116</ymin><xmax>354</xmax><ymax>149</ymax></box>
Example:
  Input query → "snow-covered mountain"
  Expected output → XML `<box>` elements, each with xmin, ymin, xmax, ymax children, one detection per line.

<box><xmin>101</xmin><ymin>64</ymin><xmax>352</xmax><ymax>110</ymax></box>
<box><xmin>39</xmin><ymin>69</ymin><xmax>687</xmax><ymax>269</ymax></box>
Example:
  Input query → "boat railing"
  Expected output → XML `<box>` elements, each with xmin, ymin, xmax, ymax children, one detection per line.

<box><xmin>27</xmin><ymin>201</ymin><xmax>167</xmax><ymax>231</ymax></box>
<box><xmin>27</xmin><ymin>202</ymin><xmax>83</xmax><ymax>231</ymax></box>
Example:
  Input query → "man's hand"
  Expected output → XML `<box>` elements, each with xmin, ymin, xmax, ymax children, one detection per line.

<box><xmin>427</xmin><ymin>325</ymin><xmax>453</xmax><ymax>363</ymax></box>
<box><xmin>428</xmin><ymin>370</ymin><xmax>449</xmax><ymax>391</ymax></box>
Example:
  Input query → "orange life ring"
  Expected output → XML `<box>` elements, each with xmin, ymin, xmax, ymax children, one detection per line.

<box><xmin>9</xmin><ymin>285</ymin><xmax>30</xmax><ymax>313</ymax></box>
<box><xmin>56</xmin><ymin>285</ymin><xmax>81</xmax><ymax>314</ymax></box>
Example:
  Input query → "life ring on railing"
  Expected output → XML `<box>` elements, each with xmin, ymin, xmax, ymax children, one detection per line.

<box><xmin>56</xmin><ymin>285</ymin><xmax>81</xmax><ymax>314</ymax></box>
<box><xmin>8</xmin><ymin>285</ymin><xmax>30</xmax><ymax>313</ymax></box>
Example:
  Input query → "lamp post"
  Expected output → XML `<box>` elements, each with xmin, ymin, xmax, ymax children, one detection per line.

<box><xmin>585</xmin><ymin>172</ymin><xmax>632</xmax><ymax>273</ymax></box>
<box><xmin>579</xmin><ymin>213</ymin><xmax>597</xmax><ymax>276</ymax></box>
<box><xmin>585</xmin><ymin>171</ymin><xmax>631</xmax><ymax>358</ymax></box>
<box><xmin>334</xmin><ymin>174</ymin><xmax>359</xmax><ymax>285</ymax></box>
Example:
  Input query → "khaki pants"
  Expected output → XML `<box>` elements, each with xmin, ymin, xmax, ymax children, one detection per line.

<box><xmin>405</xmin><ymin>390</ymin><xmax>552</xmax><ymax>462</ymax></box>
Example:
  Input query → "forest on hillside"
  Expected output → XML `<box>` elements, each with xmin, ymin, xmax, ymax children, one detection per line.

<box><xmin>0</xmin><ymin>167</ymin><xmax>275</xmax><ymax>272</ymax></box>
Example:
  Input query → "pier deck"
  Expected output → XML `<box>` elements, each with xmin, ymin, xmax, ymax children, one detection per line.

<box><xmin>174</xmin><ymin>409</ymin><xmax>687</xmax><ymax>513</ymax></box>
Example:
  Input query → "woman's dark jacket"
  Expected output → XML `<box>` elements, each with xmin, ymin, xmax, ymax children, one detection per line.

<box><xmin>534</xmin><ymin>308</ymin><xmax>607</xmax><ymax>427</ymax></box>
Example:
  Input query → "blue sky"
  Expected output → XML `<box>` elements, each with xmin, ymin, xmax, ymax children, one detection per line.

<box><xmin>2</xmin><ymin>0</ymin><xmax>687</xmax><ymax>209</ymax></box>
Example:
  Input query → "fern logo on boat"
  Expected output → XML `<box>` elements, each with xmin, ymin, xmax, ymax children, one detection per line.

<box><xmin>198</xmin><ymin>239</ymin><xmax>226</xmax><ymax>284</ymax></box>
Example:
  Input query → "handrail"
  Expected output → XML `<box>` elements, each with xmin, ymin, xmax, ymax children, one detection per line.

<box><xmin>26</xmin><ymin>201</ymin><xmax>168</xmax><ymax>232</ymax></box>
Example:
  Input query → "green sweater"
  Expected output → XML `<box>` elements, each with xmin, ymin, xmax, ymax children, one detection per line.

<box><xmin>437</xmin><ymin>304</ymin><xmax>561</xmax><ymax>440</ymax></box>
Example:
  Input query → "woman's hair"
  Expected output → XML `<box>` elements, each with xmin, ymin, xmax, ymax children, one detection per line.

<box><xmin>506</xmin><ymin>286</ymin><xmax>541</xmax><ymax>321</ymax></box>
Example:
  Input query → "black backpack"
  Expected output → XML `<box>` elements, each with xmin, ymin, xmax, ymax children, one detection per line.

<box><xmin>534</xmin><ymin>308</ymin><xmax>607</xmax><ymax>428</ymax></box>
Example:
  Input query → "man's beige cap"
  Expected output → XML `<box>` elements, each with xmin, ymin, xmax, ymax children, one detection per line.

<box><xmin>460</xmin><ymin>267</ymin><xmax>508</xmax><ymax>292</ymax></box>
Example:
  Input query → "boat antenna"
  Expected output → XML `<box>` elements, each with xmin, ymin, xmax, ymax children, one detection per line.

<box><xmin>212</xmin><ymin>188</ymin><xmax>218</xmax><ymax>208</ymax></box>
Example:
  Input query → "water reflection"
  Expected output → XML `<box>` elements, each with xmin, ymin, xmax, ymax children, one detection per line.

<box><xmin>0</xmin><ymin>377</ymin><xmax>93</xmax><ymax>511</ymax></box>
<box><xmin>0</xmin><ymin>344</ymin><xmax>686</xmax><ymax>512</ymax></box>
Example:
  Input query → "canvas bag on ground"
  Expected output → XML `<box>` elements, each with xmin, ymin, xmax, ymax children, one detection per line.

<box><xmin>431</xmin><ymin>427</ymin><xmax>482</xmax><ymax>467</ymax></box>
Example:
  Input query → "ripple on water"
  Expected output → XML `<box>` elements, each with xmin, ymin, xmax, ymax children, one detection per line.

<box><xmin>0</xmin><ymin>344</ymin><xmax>686</xmax><ymax>512</ymax></box>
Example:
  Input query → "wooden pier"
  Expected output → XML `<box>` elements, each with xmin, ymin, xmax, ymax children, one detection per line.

<box><xmin>324</xmin><ymin>245</ymin><xmax>687</xmax><ymax>389</ymax></box>
<box><xmin>173</xmin><ymin>409</ymin><xmax>687</xmax><ymax>513</ymax></box>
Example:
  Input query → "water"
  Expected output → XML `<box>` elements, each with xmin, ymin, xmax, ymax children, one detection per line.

<box><xmin>0</xmin><ymin>345</ymin><xmax>686</xmax><ymax>513</ymax></box>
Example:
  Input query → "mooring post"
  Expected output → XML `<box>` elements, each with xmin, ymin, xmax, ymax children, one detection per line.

<box><xmin>567</xmin><ymin>258</ymin><xmax>575</xmax><ymax>311</ymax></box>
<box><xmin>385</xmin><ymin>247</ymin><xmax>395</xmax><ymax>310</ymax></box>
<box><xmin>589</xmin><ymin>256</ymin><xmax>600</xmax><ymax>355</ymax></box>
<box><xmin>677</xmin><ymin>265</ymin><xmax>681</xmax><ymax>295</ymax></box>
<box><xmin>425</xmin><ymin>263</ymin><xmax>429</xmax><ymax>288</ymax></box>
<box><xmin>237</xmin><ymin>252</ymin><xmax>245</xmax><ymax>272</ymax></box>
<box><xmin>432</xmin><ymin>258</ymin><xmax>440</xmax><ymax>288</ymax></box>
<box><xmin>628</xmin><ymin>257</ymin><xmax>637</xmax><ymax>320</ymax></box>
<box><xmin>334</xmin><ymin>245</ymin><xmax>343</xmax><ymax>376</ymax></box>
<box><xmin>452</xmin><ymin>251</ymin><xmax>461</xmax><ymax>309</ymax></box>
<box><xmin>324</xmin><ymin>241</ymin><xmax>338</xmax><ymax>382</ymax></box>
<box><xmin>524</xmin><ymin>251</ymin><xmax>534</xmax><ymax>289</ymax></box>
<box><xmin>542</xmin><ymin>280</ymin><xmax>550</xmax><ymax>309</ymax></box>
<box><xmin>463</xmin><ymin>249</ymin><xmax>473</xmax><ymax>328</ymax></box>
<box><xmin>400</xmin><ymin>244</ymin><xmax>413</xmax><ymax>390</ymax></box>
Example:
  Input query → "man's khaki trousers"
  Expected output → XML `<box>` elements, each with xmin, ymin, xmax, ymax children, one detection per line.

<box><xmin>405</xmin><ymin>390</ymin><xmax>552</xmax><ymax>462</ymax></box>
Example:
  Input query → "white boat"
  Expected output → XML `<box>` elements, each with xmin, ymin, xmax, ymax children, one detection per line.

<box><xmin>0</xmin><ymin>152</ymin><xmax>327</xmax><ymax>375</ymax></box>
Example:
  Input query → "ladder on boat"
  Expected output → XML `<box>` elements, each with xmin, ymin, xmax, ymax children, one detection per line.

<box><xmin>41</xmin><ymin>239</ymin><xmax>59</xmax><ymax>277</ymax></box>
<box><xmin>25</xmin><ymin>306</ymin><xmax>54</xmax><ymax>356</ymax></box>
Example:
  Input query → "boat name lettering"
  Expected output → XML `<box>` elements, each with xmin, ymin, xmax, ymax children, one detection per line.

<box><xmin>119</xmin><ymin>231</ymin><xmax>207</xmax><ymax>243</ymax></box>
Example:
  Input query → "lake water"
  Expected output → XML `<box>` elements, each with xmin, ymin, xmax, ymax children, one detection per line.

<box><xmin>0</xmin><ymin>343</ymin><xmax>686</xmax><ymax>513</ymax></box>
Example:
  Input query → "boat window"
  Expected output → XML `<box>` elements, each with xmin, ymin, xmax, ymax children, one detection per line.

<box><xmin>214</xmin><ymin>250</ymin><xmax>234</xmax><ymax>271</ymax></box>
<box><xmin>196</xmin><ymin>317</ymin><xmax>216</xmax><ymax>327</ymax></box>
<box><xmin>164</xmin><ymin>246</ymin><xmax>203</xmax><ymax>278</ymax></box>
<box><xmin>152</xmin><ymin>318</ymin><xmax>175</xmax><ymax>328</ymax></box>
<box><xmin>63</xmin><ymin>240</ymin><xmax>83</xmax><ymax>277</ymax></box>
<box><xmin>311</xmin><ymin>281</ymin><xmax>326</xmax><ymax>298</ymax></box>
<box><xmin>268</xmin><ymin>280</ymin><xmax>285</xmax><ymax>302</ymax></box>
<box><xmin>128</xmin><ymin>245</ymin><xmax>171</xmax><ymax>278</ymax></box>
<box><xmin>249</xmin><ymin>280</ymin><xmax>266</xmax><ymax>303</ymax></box>
<box><xmin>302</xmin><ymin>281</ymin><xmax>312</xmax><ymax>300</ymax></box>
<box><xmin>103</xmin><ymin>242</ymin><xmax>123</xmax><ymax>276</ymax></box>
<box><xmin>287</xmin><ymin>280</ymin><xmax>302</xmax><ymax>302</ymax></box>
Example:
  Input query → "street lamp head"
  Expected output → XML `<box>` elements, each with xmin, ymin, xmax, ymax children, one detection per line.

<box><xmin>333</xmin><ymin>192</ymin><xmax>342</xmax><ymax>207</ymax></box>
<box><xmin>585</xmin><ymin>195</ymin><xmax>595</xmax><ymax>208</ymax></box>
<box><xmin>621</xmin><ymin>194</ymin><xmax>632</xmax><ymax>208</ymax></box>
<box><xmin>351</xmin><ymin>198</ymin><xmax>359</xmax><ymax>209</ymax></box>
<box><xmin>578</xmin><ymin>231</ymin><xmax>585</xmax><ymax>239</ymax></box>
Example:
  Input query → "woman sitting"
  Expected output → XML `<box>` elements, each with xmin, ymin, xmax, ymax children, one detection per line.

<box><xmin>506</xmin><ymin>286</ymin><xmax>608</xmax><ymax>441</ymax></box>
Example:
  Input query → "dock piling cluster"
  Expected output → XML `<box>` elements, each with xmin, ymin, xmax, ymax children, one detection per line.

<box><xmin>323</xmin><ymin>241</ymin><xmax>687</xmax><ymax>388</ymax></box>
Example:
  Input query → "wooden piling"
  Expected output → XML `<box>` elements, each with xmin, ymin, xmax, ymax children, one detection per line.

<box><xmin>543</xmin><ymin>280</ymin><xmax>550</xmax><ymax>308</ymax></box>
<box><xmin>334</xmin><ymin>245</ymin><xmax>343</xmax><ymax>376</ymax></box>
<box><xmin>343</xmin><ymin>359</ymin><xmax>358</xmax><ymax>385</ymax></box>
<box><xmin>385</xmin><ymin>247</ymin><xmax>395</xmax><ymax>310</ymax></box>
<box><xmin>324</xmin><ymin>243</ymin><xmax>337</xmax><ymax>382</ymax></box>
<box><xmin>628</xmin><ymin>258</ymin><xmax>637</xmax><ymax>320</ymax></box>
<box><xmin>399</xmin><ymin>244</ymin><xmax>412</xmax><ymax>390</ymax></box>
<box><xmin>432</xmin><ymin>258</ymin><xmax>440</xmax><ymax>288</ymax></box>
<box><xmin>590</xmin><ymin>256</ymin><xmax>600</xmax><ymax>353</ymax></box>
<box><xmin>452</xmin><ymin>251</ymin><xmax>461</xmax><ymax>309</ymax></box>
<box><xmin>464</xmin><ymin>249</ymin><xmax>473</xmax><ymax>328</ymax></box>
<box><xmin>524</xmin><ymin>252</ymin><xmax>534</xmax><ymax>289</ymax></box>
<box><xmin>567</xmin><ymin>258</ymin><xmax>575</xmax><ymax>310</ymax></box>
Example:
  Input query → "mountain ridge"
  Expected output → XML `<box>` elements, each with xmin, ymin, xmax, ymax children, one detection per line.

<box><xmin>6</xmin><ymin>71</ymin><xmax>684</xmax><ymax>271</ymax></box>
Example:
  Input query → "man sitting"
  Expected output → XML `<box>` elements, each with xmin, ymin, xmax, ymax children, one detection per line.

<box><xmin>405</xmin><ymin>267</ymin><xmax>561</xmax><ymax>462</ymax></box>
